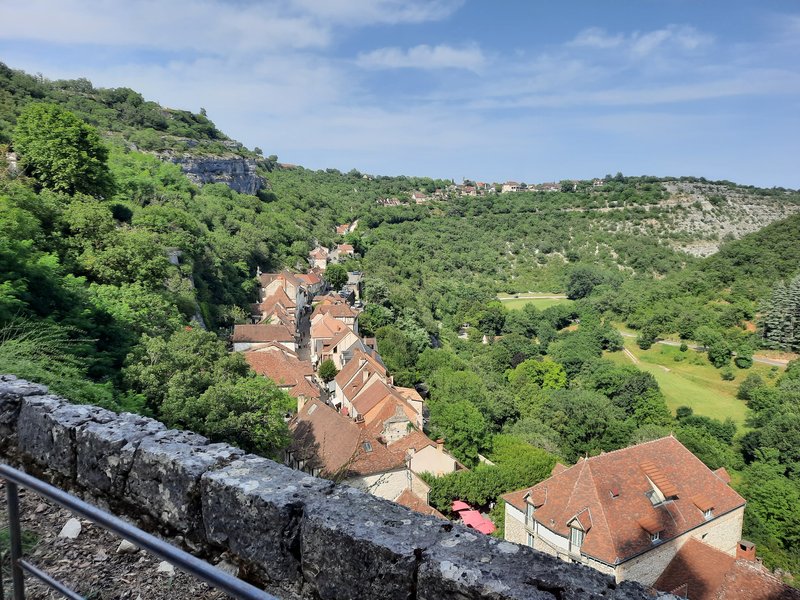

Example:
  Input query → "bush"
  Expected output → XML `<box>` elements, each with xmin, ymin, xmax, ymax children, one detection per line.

<box><xmin>721</xmin><ymin>368</ymin><xmax>735</xmax><ymax>381</ymax></box>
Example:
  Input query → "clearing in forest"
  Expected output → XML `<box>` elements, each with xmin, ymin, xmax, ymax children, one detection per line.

<box><xmin>497</xmin><ymin>294</ymin><xmax>574</xmax><ymax>311</ymax></box>
<box><xmin>606</xmin><ymin>338</ymin><xmax>781</xmax><ymax>429</ymax></box>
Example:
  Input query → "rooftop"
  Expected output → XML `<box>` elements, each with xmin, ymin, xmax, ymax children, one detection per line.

<box><xmin>502</xmin><ymin>436</ymin><xmax>745</xmax><ymax>566</ymax></box>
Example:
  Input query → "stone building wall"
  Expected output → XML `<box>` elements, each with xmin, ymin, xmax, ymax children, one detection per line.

<box><xmin>0</xmin><ymin>375</ymin><xmax>666</xmax><ymax>600</ymax></box>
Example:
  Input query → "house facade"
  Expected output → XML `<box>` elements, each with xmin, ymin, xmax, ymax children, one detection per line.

<box><xmin>502</xmin><ymin>436</ymin><xmax>746</xmax><ymax>587</ymax></box>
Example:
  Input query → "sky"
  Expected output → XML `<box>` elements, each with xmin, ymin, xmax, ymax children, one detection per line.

<box><xmin>1</xmin><ymin>1</ymin><xmax>799</xmax><ymax>187</ymax></box>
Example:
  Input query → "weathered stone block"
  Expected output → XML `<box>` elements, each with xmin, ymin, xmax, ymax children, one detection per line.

<box><xmin>202</xmin><ymin>455</ymin><xmax>333</xmax><ymax>587</ymax></box>
<box><xmin>18</xmin><ymin>395</ymin><xmax>114</xmax><ymax>477</ymax></box>
<box><xmin>300</xmin><ymin>485</ymin><xmax>443</xmax><ymax>600</ymax></box>
<box><xmin>418</xmin><ymin>526</ymin><xmax>651</xmax><ymax>600</ymax></box>
<box><xmin>76</xmin><ymin>412</ymin><xmax>166</xmax><ymax>496</ymax></box>
<box><xmin>126</xmin><ymin>430</ymin><xmax>243</xmax><ymax>534</ymax></box>
<box><xmin>0</xmin><ymin>375</ymin><xmax>48</xmax><ymax>439</ymax></box>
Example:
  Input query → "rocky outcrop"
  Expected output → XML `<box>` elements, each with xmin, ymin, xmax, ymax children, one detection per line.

<box><xmin>0</xmin><ymin>375</ymin><xmax>668</xmax><ymax>600</ymax></box>
<box><xmin>167</xmin><ymin>153</ymin><xmax>266</xmax><ymax>195</ymax></box>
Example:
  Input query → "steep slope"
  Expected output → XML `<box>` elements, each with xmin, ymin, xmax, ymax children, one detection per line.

<box><xmin>0</xmin><ymin>62</ymin><xmax>265</xmax><ymax>193</ymax></box>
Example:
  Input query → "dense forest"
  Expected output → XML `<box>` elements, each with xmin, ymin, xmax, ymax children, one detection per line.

<box><xmin>1</xmin><ymin>63</ymin><xmax>799</xmax><ymax>580</ymax></box>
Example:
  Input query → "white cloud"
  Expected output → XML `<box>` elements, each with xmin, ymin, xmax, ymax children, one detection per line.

<box><xmin>568</xmin><ymin>25</ymin><xmax>712</xmax><ymax>57</ymax></box>
<box><xmin>356</xmin><ymin>44</ymin><xmax>487</xmax><ymax>72</ymax></box>
<box><xmin>288</xmin><ymin>0</ymin><xmax>463</xmax><ymax>26</ymax></box>
<box><xmin>569</xmin><ymin>27</ymin><xmax>624</xmax><ymax>49</ymax></box>
<box><xmin>0</xmin><ymin>0</ymin><xmax>331</xmax><ymax>53</ymax></box>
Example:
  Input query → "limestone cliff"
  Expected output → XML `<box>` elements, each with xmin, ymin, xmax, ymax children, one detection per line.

<box><xmin>166</xmin><ymin>153</ymin><xmax>266</xmax><ymax>195</ymax></box>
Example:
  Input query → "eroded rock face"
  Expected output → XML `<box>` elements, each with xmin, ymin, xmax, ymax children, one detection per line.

<box><xmin>125</xmin><ymin>430</ymin><xmax>243</xmax><ymax>535</ymax></box>
<box><xmin>76</xmin><ymin>412</ymin><xmax>166</xmax><ymax>496</ymax></box>
<box><xmin>167</xmin><ymin>154</ymin><xmax>266</xmax><ymax>195</ymax></box>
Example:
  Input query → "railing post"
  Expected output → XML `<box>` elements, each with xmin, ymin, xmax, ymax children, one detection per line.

<box><xmin>6</xmin><ymin>481</ymin><xmax>25</xmax><ymax>600</ymax></box>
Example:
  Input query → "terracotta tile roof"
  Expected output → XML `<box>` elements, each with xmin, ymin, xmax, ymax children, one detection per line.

<box><xmin>243</xmin><ymin>347</ymin><xmax>313</xmax><ymax>388</ymax></box>
<box><xmin>263</xmin><ymin>286</ymin><xmax>296</xmax><ymax>309</ymax></box>
<box><xmin>297</xmin><ymin>272</ymin><xmax>322</xmax><ymax>286</ymax></box>
<box><xmin>654</xmin><ymin>538</ymin><xmax>800</xmax><ymax>600</ymax></box>
<box><xmin>335</xmin><ymin>223</ymin><xmax>350</xmax><ymax>235</ymax></box>
<box><xmin>352</xmin><ymin>379</ymin><xmax>394</xmax><ymax>416</ymax></box>
<box><xmin>290</xmin><ymin>399</ymin><xmax>409</xmax><ymax>478</ymax></box>
<box><xmin>714</xmin><ymin>467</ymin><xmax>732</xmax><ymax>484</ymax></box>
<box><xmin>311</xmin><ymin>313</ymin><xmax>347</xmax><ymax>340</ymax></box>
<box><xmin>501</xmin><ymin>437</ymin><xmax>745</xmax><ymax>566</ymax></box>
<box><xmin>288</xmin><ymin>377</ymin><xmax>321</xmax><ymax>400</ymax></box>
<box><xmin>313</xmin><ymin>302</ymin><xmax>358</xmax><ymax>320</ymax></box>
<box><xmin>394</xmin><ymin>489</ymin><xmax>446</xmax><ymax>519</ymax></box>
<box><xmin>337</xmin><ymin>243</ymin><xmax>354</xmax><ymax>254</ymax></box>
<box><xmin>640</xmin><ymin>460</ymin><xmax>679</xmax><ymax>498</ymax></box>
<box><xmin>322</xmin><ymin>327</ymin><xmax>361</xmax><ymax>354</ymax></box>
<box><xmin>232</xmin><ymin>324</ymin><xmax>295</xmax><ymax>343</ymax></box>
<box><xmin>290</xmin><ymin>399</ymin><xmax>361</xmax><ymax>476</ymax></box>
<box><xmin>394</xmin><ymin>386</ymin><xmax>423</xmax><ymax>404</ymax></box>
<box><xmin>334</xmin><ymin>350</ymin><xmax>388</xmax><ymax>391</ymax></box>
<box><xmin>309</xmin><ymin>247</ymin><xmax>329</xmax><ymax>260</ymax></box>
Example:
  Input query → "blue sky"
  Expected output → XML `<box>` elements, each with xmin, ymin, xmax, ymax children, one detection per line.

<box><xmin>1</xmin><ymin>1</ymin><xmax>799</xmax><ymax>187</ymax></box>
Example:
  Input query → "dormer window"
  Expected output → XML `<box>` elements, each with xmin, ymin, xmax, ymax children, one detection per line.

<box><xmin>362</xmin><ymin>441</ymin><xmax>373</xmax><ymax>452</ymax></box>
<box><xmin>569</xmin><ymin>527</ymin><xmax>585</xmax><ymax>550</ymax></box>
<box><xmin>526</xmin><ymin>502</ymin><xmax>535</xmax><ymax>520</ymax></box>
<box><xmin>692</xmin><ymin>494</ymin><xmax>715</xmax><ymax>520</ymax></box>
<box><xmin>650</xmin><ymin>531</ymin><xmax>660</xmax><ymax>543</ymax></box>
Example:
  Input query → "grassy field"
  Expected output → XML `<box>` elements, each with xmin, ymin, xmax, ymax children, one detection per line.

<box><xmin>605</xmin><ymin>338</ymin><xmax>782</xmax><ymax>429</ymax></box>
<box><xmin>497</xmin><ymin>295</ymin><xmax>574</xmax><ymax>311</ymax></box>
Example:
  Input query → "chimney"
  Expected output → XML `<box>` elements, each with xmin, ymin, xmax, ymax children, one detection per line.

<box><xmin>736</xmin><ymin>540</ymin><xmax>756</xmax><ymax>561</ymax></box>
<box><xmin>436</xmin><ymin>438</ymin><xmax>445</xmax><ymax>453</ymax></box>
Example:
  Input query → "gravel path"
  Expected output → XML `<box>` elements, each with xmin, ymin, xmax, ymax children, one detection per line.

<box><xmin>0</xmin><ymin>481</ymin><xmax>231</xmax><ymax>599</ymax></box>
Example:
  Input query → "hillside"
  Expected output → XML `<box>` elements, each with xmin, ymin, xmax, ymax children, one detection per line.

<box><xmin>1</xmin><ymin>62</ymin><xmax>799</xmax><ymax>579</ymax></box>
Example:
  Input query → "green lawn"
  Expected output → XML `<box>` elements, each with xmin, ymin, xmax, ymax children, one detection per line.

<box><xmin>605</xmin><ymin>338</ymin><xmax>779</xmax><ymax>429</ymax></box>
<box><xmin>498</xmin><ymin>296</ymin><xmax>574</xmax><ymax>311</ymax></box>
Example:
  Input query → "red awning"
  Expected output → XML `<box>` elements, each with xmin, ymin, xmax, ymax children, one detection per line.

<box><xmin>451</xmin><ymin>500</ymin><xmax>470</xmax><ymax>512</ymax></box>
<box><xmin>474</xmin><ymin>520</ymin><xmax>496</xmax><ymax>535</ymax></box>
<box><xmin>460</xmin><ymin>510</ymin><xmax>484</xmax><ymax>527</ymax></box>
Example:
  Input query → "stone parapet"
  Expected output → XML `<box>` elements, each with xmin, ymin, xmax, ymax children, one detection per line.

<box><xmin>0</xmin><ymin>375</ymin><xmax>668</xmax><ymax>599</ymax></box>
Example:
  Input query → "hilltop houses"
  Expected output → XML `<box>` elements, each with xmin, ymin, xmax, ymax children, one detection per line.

<box><xmin>501</xmin><ymin>436</ymin><xmax>748</xmax><ymax>588</ymax></box>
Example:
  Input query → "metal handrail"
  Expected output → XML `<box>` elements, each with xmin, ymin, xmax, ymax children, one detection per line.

<box><xmin>0</xmin><ymin>464</ymin><xmax>276</xmax><ymax>600</ymax></box>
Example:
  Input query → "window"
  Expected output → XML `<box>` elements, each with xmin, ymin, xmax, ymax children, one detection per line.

<box><xmin>704</xmin><ymin>508</ymin><xmax>713</xmax><ymax>520</ymax></box>
<box><xmin>362</xmin><ymin>441</ymin><xmax>373</xmax><ymax>452</ymax></box>
<box><xmin>569</xmin><ymin>527</ymin><xmax>584</xmax><ymax>550</ymax></box>
<box><xmin>527</xmin><ymin>532</ymin><xmax>534</xmax><ymax>547</ymax></box>
<box><xmin>526</xmin><ymin>503</ymin><xmax>534</xmax><ymax>521</ymax></box>
<box><xmin>651</xmin><ymin>531</ymin><xmax>660</xmax><ymax>543</ymax></box>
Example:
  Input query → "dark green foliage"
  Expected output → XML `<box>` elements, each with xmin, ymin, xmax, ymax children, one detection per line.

<box><xmin>13</xmin><ymin>103</ymin><xmax>112</xmax><ymax>196</ymax></box>
<box><xmin>324</xmin><ymin>263</ymin><xmax>348</xmax><ymax>290</ymax></box>
<box><xmin>318</xmin><ymin>358</ymin><xmax>338</xmax><ymax>383</ymax></box>
<box><xmin>424</xmin><ymin>436</ymin><xmax>557</xmax><ymax>513</ymax></box>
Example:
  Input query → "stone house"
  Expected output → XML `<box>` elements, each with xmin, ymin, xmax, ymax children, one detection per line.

<box><xmin>308</xmin><ymin>247</ymin><xmax>329</xmax><ymax>270</ymax></box>
<box><xmin>501</xmin><ymin>436</ymin><xmax>746</xmax><ymax>587</ymax></box>
<box><xmin>258</xmin><ymin>270</ymin><xmax>308</xmax><ymax>323</ymax></box>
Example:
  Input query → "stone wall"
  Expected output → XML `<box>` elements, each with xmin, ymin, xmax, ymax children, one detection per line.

<box><xmin>0</xmin><ymin>376</ymin><xmax>666</xmax><ymax>600</ymax></box>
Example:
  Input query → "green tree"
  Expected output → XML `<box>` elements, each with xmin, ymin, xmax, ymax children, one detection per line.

<box><xmin>13</xmin><ymin>103</ymin><xmax>113</xmax><ymax>196</ymax></box>
<box><xmin>318</xmin><ymin>358</ymin><xmax>338</xmax><ymax>383</ymax></box>
<box><xmin>163</xmin><ymin>375</ymin><xmax>293</xmax><ymax>457</ymax></box>
<box><xmin>324</xmin><ymin>263</ymin><xmax>348</xmax><ymax>290</ymax></box>
<box><xmin>428</xmin><ymin>399</ymin><xmax>489</xmax><ymax>466</ymax></box>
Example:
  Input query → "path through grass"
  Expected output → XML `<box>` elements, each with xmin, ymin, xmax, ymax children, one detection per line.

<box><xmin>606</xmin><ymin>338</ymin><xmax>780</xmax><ymax>429</ymax></box>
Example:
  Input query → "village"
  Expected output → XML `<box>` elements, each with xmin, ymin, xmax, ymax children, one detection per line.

<box><xmin>231</xmin><ymin>221</ymin><xmax>798</xmax><ymax>599</ymax></box>
<box><xmin>230</xmin><ymin>221</ymin><xmax>484</xmax><ymax>525</ymax></box>
<box><xmin>373</xmin><ymin>177</ymin><xmax>607</xmax><ymax>206</ymax></box>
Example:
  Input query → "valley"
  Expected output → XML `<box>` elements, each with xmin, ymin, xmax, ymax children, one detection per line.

<box><xmin>1</xmin><ymin>61</ymin><xmax>799</xmax><ymax>587</ymax></box>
